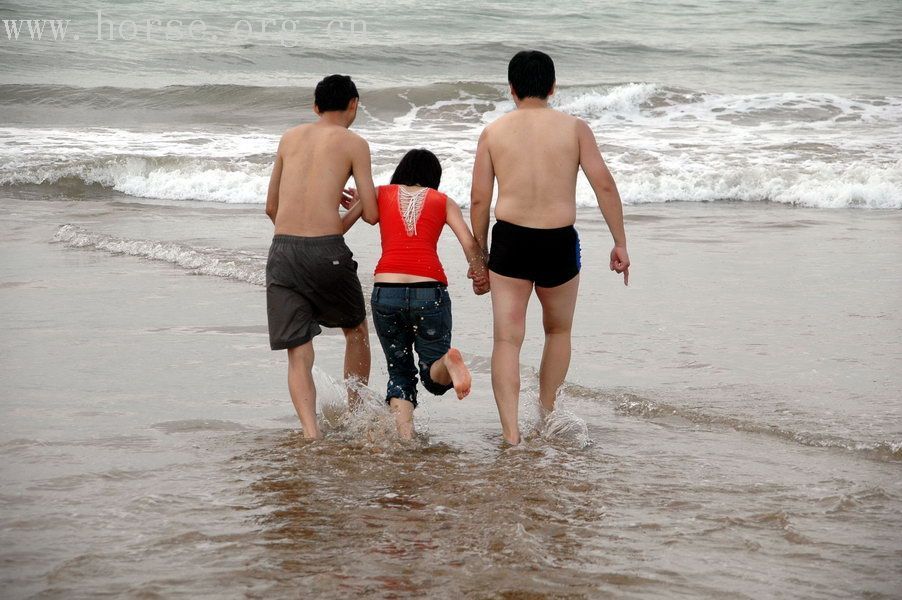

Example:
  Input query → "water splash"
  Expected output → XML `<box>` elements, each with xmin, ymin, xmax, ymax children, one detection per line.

<box><xmin>519</xmin><ymin>381</ymin><xmax>591</xmax><ymax>450</ymax></box>
<box><xmin>313</xmin><ymin>368</ymin><xmax>427</xmax><ymax>450</ymax></box>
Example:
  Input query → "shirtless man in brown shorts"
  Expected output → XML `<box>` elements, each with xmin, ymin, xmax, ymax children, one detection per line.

<box><xmin>265</xmin><ymin>74</ymin><xmax>378</xmax><ymax>439</ymax></box>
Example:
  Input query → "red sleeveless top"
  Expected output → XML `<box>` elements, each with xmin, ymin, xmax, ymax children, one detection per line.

<box><xmin>374</xmin><ymin>184</ymin><xmax>449</xmax><ymax>285</ymax></box>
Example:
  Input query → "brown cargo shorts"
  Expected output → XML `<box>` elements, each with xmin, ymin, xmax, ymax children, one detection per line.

<box><xmin>265</xmin><ymin>234</ymin><xmax>366</xmax><ymax>350</ymax></box>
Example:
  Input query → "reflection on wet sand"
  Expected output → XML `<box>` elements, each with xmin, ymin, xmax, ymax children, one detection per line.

<box><xmin>241</xmin><ymin>410</ymin><xmax>607</xmax><ymax>598</ymax></box>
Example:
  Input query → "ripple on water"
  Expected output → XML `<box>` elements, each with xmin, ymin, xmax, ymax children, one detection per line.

<box><xmin>150</xmin><ymin>419</ymin><xmax>251</xmax><ymax>434</ymax></box>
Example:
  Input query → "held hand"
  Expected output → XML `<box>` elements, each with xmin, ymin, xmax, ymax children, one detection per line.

<box><xmin>467</xmin><ymin>265</ymin><xmax>490</xmax><ymax>295</ymax></box>
<box><xmin>340</xmin><ymin>187</ymin><xmax>357</xmax><ymax>210</ymax></box>
<box><xmin>610</xmin><ymin>246</ymin><xmax>630</xmax><ymax>286</ymax></box>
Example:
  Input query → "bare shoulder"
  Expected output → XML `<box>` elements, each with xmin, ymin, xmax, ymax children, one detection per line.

<box><xmin>477</xmin><ymin>123</ymin><xmax>492</xmax><ymax>145</ymax></box>
<box><xmin>572</xmin><ymin>115</ymin><xmax>594</xmax><ymax>136</ymax></box>
<box><xmin>342</xmin><ymin>128</ymin><xmax>368</xmax><ymax>145</ymax></box>
<box><xmin>341</xmin><ymin>128</ymin><xmax>370</xmax><ymax>155</ymax></box>
<box><xmin>282</xmin><ymin>123</ymin><xmax>311</xmax><ymax>138</ymax></box>
<box><xmin>486</xmin><ymin>111</ymin><xmax>515</xmax><ymax>131</ymax></box>
<box><xmin>549</xmin><ymin>108</ymin><xmax>583</xmax><ymax>129</ymax></box>
<box><xmin>478</xmin><ymin>115</ymin><xmax>509</xmax><ymax>147</ymax></box>
<box><xmin>278</xmin><ymin>124</ymin><xmax>311</xmax><ymax>148</ymax></box>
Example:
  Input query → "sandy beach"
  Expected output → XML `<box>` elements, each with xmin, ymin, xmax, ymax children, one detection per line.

<box><xmin>1</xmin><ymin>192</ymin><xmax>900</xmax><ymax>598</ymax></box>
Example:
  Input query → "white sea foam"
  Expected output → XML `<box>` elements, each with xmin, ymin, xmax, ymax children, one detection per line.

<box><xmin>19</xmin><ymin>152</ymin><xmax>900</xmax><ymax>209</ymax></box>
<box><xmin>554</xmin><ymin>85</ymin><xmax>902</xmax><ymax>125</ymax></box>
<box><xmin>4</xmin><ymin>85</ymin><xmax>901</xmax><ymax>208</ymax></box>
<box><xmin>556</xmin><ymin>83</ymin><xmax>660</xmax><ymax>117</ymax></box>
<box><xmin>612</xmin><ymin>392</ymin><xmax>902</xmax><ymax>461</ymax></box>
<box><xmin>52</xmin><ymin>224</ymin><xmax>267</xmax><ymax>285</ymax></box>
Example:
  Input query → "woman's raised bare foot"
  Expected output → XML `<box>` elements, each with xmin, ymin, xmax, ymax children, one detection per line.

<box><xmin>444</xmin><ymin>348</ymin><xmax>472</xmax><ymax>399</ymax></box>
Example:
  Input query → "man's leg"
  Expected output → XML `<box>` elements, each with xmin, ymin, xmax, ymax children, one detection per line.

<box><xmin>342</xmin><ymin>320</ymin><xmax>371</xmax><ymax>410</ymax></box>
<box><xmin>489</xmin><ymin>271</ymin><xmax>534</xmax><ymax>444</ymax></box>
<box><xmin>287</xmin><ymin>341</ymin><xmax>320</xmax><ymax>439</ymax></box>
<box><xmin>534</xmin><ymin>275</ymin><xmax>579</xmax><ymax>413</ymax></box>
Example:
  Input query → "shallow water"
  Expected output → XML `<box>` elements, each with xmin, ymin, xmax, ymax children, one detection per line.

<box><xmin>1</xmin><ymin>195</ymin><xmax>900</xmax><ymax>598</ymax></box>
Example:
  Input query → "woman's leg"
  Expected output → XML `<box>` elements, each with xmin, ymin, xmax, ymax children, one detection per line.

<box><xmin>428</xmin><ymin>349</ymin><xmax>472</xmax><ymax>399</ymax></box>
<box><xmin>371</xmin><ymin>288</ymin><xmax>419</xmax><ymax>438</ymax></box>
<box><xmin>388</xmin><ymin>397</ymin><xmax>415</xmax><ymax>439</ymax></box>
<box><xmin>414</xmin><ymin>290</ymin><xmax>470</xmax><ymax>399</ymax></box>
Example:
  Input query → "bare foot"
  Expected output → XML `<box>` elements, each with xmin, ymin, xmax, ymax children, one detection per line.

<box><xmin>301</xmin><ymin>427</ymin><xmax>322</xmax><ymax>440</ymax></box>
<box><xmin>444</xmin><ymin>348</ymin><xmax>472</xmax><ymax>399</ymax></box>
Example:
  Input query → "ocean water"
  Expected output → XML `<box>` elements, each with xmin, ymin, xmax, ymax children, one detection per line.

<box><xmin>1</xmin><ymin>0</ymin><xmax>901</xmax><ymax>208</ymax></box>
<box><xmin>2</xmin><ymin>1</ymin><xmax>902</xmax><ymax>598</ymax></box>
<box><xmin>3</xmin><ymin>196</ymin><xmax>901</xmax><ymax>598</ymax></box>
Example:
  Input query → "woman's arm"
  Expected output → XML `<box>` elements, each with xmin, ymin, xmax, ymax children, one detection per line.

<box><xmin>445</xmin><ymin>197</ymin><xmax>489</xmax><ymax>293</ymax></box>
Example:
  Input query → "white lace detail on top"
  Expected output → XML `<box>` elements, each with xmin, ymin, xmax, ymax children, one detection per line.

<box><xmin>398</xmin><ymin>186</ymin><xmax>429</xmax><ymax>237</ymax></box>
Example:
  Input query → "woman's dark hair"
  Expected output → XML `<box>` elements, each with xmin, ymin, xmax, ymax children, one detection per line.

<box><xmin>508</xmin><ymin>50</ymin><xmax>556</xmax><ymax>100</ymax></box>
<box><xmin>314</xmin><ymin>74</ymin><xmax>359</xmax><ymax>112</ymax></box>
<box><xmin>390</xmin><ymin>149</ymin><xmax>442</xmax><ymax>190</ymax></box>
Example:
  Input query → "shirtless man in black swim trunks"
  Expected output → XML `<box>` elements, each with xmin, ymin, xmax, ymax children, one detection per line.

<box><xmin>470</xmin><ymin>51</ymin><xmax>630</xmax><ymax>445</ymax></box>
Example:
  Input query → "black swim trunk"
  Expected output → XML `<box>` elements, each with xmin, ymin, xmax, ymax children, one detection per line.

<box><xmin>487</xmin><ymin>220</ymin><xmax>581</xmax><ymax>288</ymax></box>
<box><xmin>266</xmin><ymin>234</ymin><xmax>366</xmax><ymax>350</ymax></box>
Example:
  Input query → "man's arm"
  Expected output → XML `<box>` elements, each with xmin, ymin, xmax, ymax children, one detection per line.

<box><xmin>265</xmin><ymin>138</ymin><xmax>284</xmax><ymax>224</ymax></box>
<box><xmin>350</xmin><ymin>137</ymin><xmax>378</xmax><ymax>225</ymax></box>
<box><xmin>340</xmin><ymin>201</ymin><xmax>363</xmax><ymax>234</ymax></box>
<box><xmin>445</xmin><ymin>198</ymin><xmax>489</xmax><ymax>294</ymax></box>
<box><xmin>577</xmin><ymin>118</ymin><xmax>630</xmax><ymax>285</ymax></box>
<box><xmin>469</xmin><ymin>127</ymin><xmax>494</xmax><ymax>256</ymax></box>
<box><xmin>341</xmin><ymin>185</ymin><xmax>378</xmax><ymax>233</ymax></box>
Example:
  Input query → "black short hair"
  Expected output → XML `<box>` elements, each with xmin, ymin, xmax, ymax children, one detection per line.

<box><xmin>314</xmin><ymin>74</ymin><xmax>359</xmax><ymax>112</ymax></box>
<box><xmin>508</xmin><ymin>50</ymin><xmax>556</xmax><ymax>100</ymax></box>
<box><xmin>390</xmin><ymin>149</ymin><xmax>442</xmax><ymax>190</ymax></box>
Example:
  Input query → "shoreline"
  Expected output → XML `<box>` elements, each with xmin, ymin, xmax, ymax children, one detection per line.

<box><xmin>1</xmin><ymin>191</ymin><xmax>901</xmax><ymax>597</ymax></box>
<box><xmin>5</xmin><ymin>191</ymin><xmax>900</xmax><ymax>456</ymax></box>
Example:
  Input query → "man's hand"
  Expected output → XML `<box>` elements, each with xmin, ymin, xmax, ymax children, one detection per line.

<box><xmin>610</xmin><ymin>246</ymin><xmax>630</xmax><ymax>286</ymax></box>
<box><xmin>340</xmin><ymin>187</ymin><xmax>357</xmax><ymax>210</ymax></box>
<box><xmin>468</xmin><ymin>265</ymin><xmax>490</xmax><ymax>295</ymax></box>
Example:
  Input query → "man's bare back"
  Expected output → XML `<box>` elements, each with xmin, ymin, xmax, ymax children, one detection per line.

<box><xmin>471</xmin><ymin>96</ymin><xmax>627</xmax><ymax>265</ymax></box>
<box><xmin>266</xmin><ymin>122</ymin><xmax>376</xmax><ymax>237</ymax></box>
<box><xmin>484</xmin><ymin>106</ymin><xmax>581</xmax><ymax>229</ymax></box>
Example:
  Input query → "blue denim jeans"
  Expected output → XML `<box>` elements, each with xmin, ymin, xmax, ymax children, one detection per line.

<box><xmin>370</xmin><ymin>284</ymin><xmax>454</xmax><ymax>407</ymax></box>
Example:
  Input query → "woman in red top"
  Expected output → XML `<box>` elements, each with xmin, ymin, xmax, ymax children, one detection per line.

<box><xmin>343</xmin><ymin>149</ymin><xmax>488</xmax><ymax>438</ymax></box>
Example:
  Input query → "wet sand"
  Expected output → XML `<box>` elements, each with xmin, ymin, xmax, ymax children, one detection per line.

<box><xmin>1</xmin><ymin>193</ymin><xmax>900</xmax><ymax>598</ymax></box>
